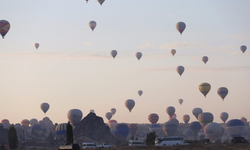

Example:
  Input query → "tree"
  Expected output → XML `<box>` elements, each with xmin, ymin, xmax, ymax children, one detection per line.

<box><xmin>8</xmin><ymin>126</ymin><xmax>18</xmax><ymax>150</ymax></box>
<box><xmin>146</xmin><ymin>132</ymin><xmax>156</xmax><ymax>146</ymax></box>
<box><xmin>66</xmin><ymin>121</ymin><xmax>73</xmax><ymax>145</ymax></box>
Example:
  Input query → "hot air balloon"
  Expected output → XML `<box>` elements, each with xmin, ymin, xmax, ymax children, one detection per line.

<box><xmin>199</xmin><ymin>82</ymin><xmax>211</xmax><ymax>97</ymax></box>
<box><xmin>220</xmin><ymin>112</ymin><xmax>229</xmax><ymax>123</ymax></box>
<box><xmin>179</xmin><ymin>99</ymin><xmax>183</xmax><ymax>105</ymax></box>
<box><xmin>67</xmin><ymin>109</ymin><xmax>83</xmax><ymax>126</ymax></box>
<box><xmin>89</xmin><ymin>21</ymin><xmax>96</xmax><ymax>31</ymax></box>
<box><xmin>108</xmin><ymin>120</ymin><xmax>117</xmax><ymax>129</ymax></box>
<box><xmin>176</xmin><ymin>66</ymin><xmax>185</xmax><ymax>76</ymax></box>
<box><xmin>192</xmin><ymin>108</ymin><xmax>203</xmax><ymax>120</ymax></box>
<box><xmin>55</xmin><ymin>123</ymin><xmax>67</xmax><ymax>138</ymax></box>
<box><xmin>135</xmin><ymin>52</ymin><xmax>142</xmax><ymax>60</ymax></box>
<box><xmin>40</xmin><ymin>102</ymin><xmax>50</xmax><ymax>114</ymax></box>
<box><xmin>110</xmin><ymin>108</ymin><xmax>116</xmax><ymax>115</ymax></box>
<box><xmin>1</xmin><ymin>119</ymin><xmax>9</xmax><ymax>124</ymax></box>
<box><xmin>183</xmin><ymin>129</ymin><xmax>194</xmax><ymax>140</ymax></box>
<box><xmin>128</xmin><ymin>124</ymin><xmax>138</xmax><ymax>136</ymax></box>
<box><xmin>240</xmin><ymin>45</ymin><xmax>247</xmax><ymax>53</ymax></box>
<box><xmin>97</xmin><ymin>0</ymin><xmax>105</xmax><ymax>5</ymax></box>
<box><xmin>169</xmin><ymin>119</ymin><xmax>179</xmax><ymax>127</ymax></box>
<box><xmin>125</xmin><ymin>99</ymin><xmax>135</xmax><ymax>112</ymax></box>
<box><xmin>138</xmin><ymin>90</ymin><xmax>143</xmax><ymax>96</ymax></box>
<box><xmin>105</xmin><ymin>112</ymin><xmax>113</xmax><ymax>120</ymax></box>
<box><xmin>190</xmin><ymin>121</ymin><xmax>202</xmax><ymax>140</ymax></box>
<box><xmin>198</xmin><ymin>112</ymin><xmax>214</xmax><ymax>128</ymax></box>
<box><xmin>113</xmin><ymin>124</ymin><xmax>129</xmax><ymax>138</ymax></box>
<box><xmin>202</xmin><ymin>56</ymin><xmax>208</xmax><ymax>64</ymax></box>
<box><xmin>176</xmin><ymin>22</ymin><xmax>186</xmax><ymax>35</ymax></box>
<box><xmin>226</xmin><ymin>119</ymin><xmax>245</xmax><ymax>137</ymax></box>
<box><xmin>110</xmin><ymin>50</ymin><xmax>117</xmax><ymax>58</ymax></box>
<box><xmin>171</xmin><ymin>49</ymin><xmax>176</xmax><ymax>56</ymax></box>
<box><xmin>0</xmin><ymin>20</ymin><xmax>10</xmax><ymax>39</ymax></box>
<box><xmin>149</xmin><ymin>124</ymin><xmax>162</xmax><ymax>134</ymax></box>
<box><xmin>32</xmin><ymin>124</ymin><xmax>42</xmax><ymax>131</ymax></box>
<box><xmin>90</xmin><ymin>109</ymin><xmax>95</xmax><ymax>113</ymax></box>
<box><xmin>21</xmin><ymin>119</ymin><xmax>30</xmax><ymax>127</ymax></box>
<box><xmin>30</xmin><ymin>118</ymin><xmax>38</xmax><ymax>126</ymax></box>
<box><xmin>204</xmin><ymin>122</ymin><xmax>224</xmax><ymax>142</ymax></box>
<box><xmin>169</xmin><ymin>113</ymin><xmax>177</xmax><ymax>120</ymax></box>
<box><xmin>240</xmin><ymin>117</ymin><xmax>247</xmax><ymax>125</ymax></box>
<box><xmin>182</xmin><ymin>114</ymin><xmax>190</xmax><ymax>124</ymax></box>
<box><xmin>34</xmin><ymin>43</ymin><xmax>39</xmax><ymax>49</ymax></box>
<box><xmin>217</xmin><ymin>87</ymin><xmax>228</xmax><ymax>100</ymax></box>
<box><xmin>148</xmin><ymin>113</ymin><xmax>159</xmax><ymax>124</ymax></box>
<box><xmin>166</xmin><ymin>106</ymin><xmax>175</xmax><ymax>118</ymax></box>
<box><xmin>162</xmin><ymin>121</ymin><xmax>178</xmax><ymax>136</ymax></box>
<box><xmin>39</xmin><ymin>120</ymin><xmax>46</xmax><ymax>128</ymax></box>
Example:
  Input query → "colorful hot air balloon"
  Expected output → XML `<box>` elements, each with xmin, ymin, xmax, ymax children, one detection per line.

<box><xmin>217</xmin><ymin>87</ymin><xmax>228</xmax><ymax>100</ymax></box>
<box><xmin>135</xmin><ymin>52</ymin><xmax>142</xmax><ymax>60</ymax></box>
<box><xmin>110</xmin><ymin>50</ymin><xmax>117</xmax><ymax>58</ymax></box>
<box><xmin>182</xmin><ymin>114</ymin><xmax>190</xmax><ymax>124</ymax></box>
<box><xmin>198</xmin><ymin>112</ymin><xmax>214</xmax><ymax>127</ymax></box>
<box><xmin>105</xmin><ymin>112</ymin><xmax>113</xmax><ymax>120</ymax></box>
<box><xmin>21</xmin><ymin>119</ymin><xmax>30</xmax><ymax>127</ymax></box>
<box><xmin>190</xmin><ymin>121</ymin><xmax>202</xmax><ymax>140</ymax></box>
<box><xmin>148</xmin><ymin>113</ymin><xmax>159</xmax><ymax>124</ymax></box>
<box><xmin>113</xmin><ymin>124</ymin><xmax>129</xmax><ymax>138</ymax></box>
<box><xmin>202</xmin><ymin>56</ymin><xmax>208</xmax><ymax>64</ymax></box>
<box><xmin>89</xmin><ymin>21</ymin><xmax>96</xmax><ymax>31</ymax></box>
<box><xmin>34</xmin><ymin>43</ymin><xmax>39</xmax><ymax>49</ymax></box>
<box><xmin>30</xmin><ymin>118</ymin><xmax>38</xmax><ymax>126</ymax></box>
<box><xmin>1</xmin><ymin>119</ymin><xmax>9</xmax><ymax>124</ymax></box>
<box><xmin>166</xmin><ymin>106</ymin><xmax>175</xmax><ymax>118</ymax></box>
<box><xmin>149</xmin><ymin>124</ymin><xmax>162</xmax><ymax>134</ymax></box>
<box><xmin>97</xmin><ymin>0</ymin><xmax>105</xmax><ymax>5</ymax></box>
<box><xmin>128</xmin><ymin>123</ymin><xmax>138</xmax><ymax>136</ymax></box>
<box><xmin>171</xmin><ymin>49</ymin><xmax>176</xmax><ymax>56</ymax></box>
<box><xmin>0</xmin><ymin>20</ymin><xmax>10</xmax><ymax>39</ymax></box>
<box><xmin>176</xmin><ymin>22</ymin><xmax>186</xmax><ymax>35</ymax></box>
<box><xmin>240</xmin><ymin>45</ymin><xmax>247</xmax><ymax>53</ymax></box>
<box><xmin>138</xmin><ymin>90</ymin><xmax>143</xmax><ymax>96</ymax></box>
<box><xmin>162</xmin><ymin>121</ymin><xmax>178</xmax><ymax>136</ymax></box>
<box><xmin>220</xmin><ymin>112</ymin><xmax>229</xmax><ymax>123</ymax></box>
<box><xmin>204</xmin><ymin>122</ymin><xmax>224</xmax><ymax>142</ymax></box>
<box><xmin>199</xmin><ymin>82</ymin><xmax>211</xmax><ymax>97</ymax></box>
<box><xmin>108</xmin><ymin>120</ymin><xmax>117</xmax><ymax>129</ymax></box>
<box><xmin>125</xmin><ymin>99</ymin><xmax>135</xmax><ymax>112</ymax></box>
<box><xmin>110</xmin><ymin>108</ymin><xmax>116</xmax><ymax>115</ymax></box>
<box><xmin>179</xmin><ymin>99</ymin><xmax>183</xmax><ymax>105</ymax></box>
<box><xmin>192</xmin><ymin>108</ymin><xmax>203</xmax><ymax>120</ymax></box>
<box><xmin>67</xmin><ymin>109</ymin><xmax>83</xmax><ymax>126</ymax></box>
<box><xmin>176</xmin><ymin>66</ymin><xmax>185</xmax><ymax>76</ymax></box>
<box><xmin>226</xmin><ymin>119</ymin><xmax>245</xmax><ymax>137</ymax></box>
<box><xmin>40</xmin><ymin>102</ymin><xmax>50</xmax><ymax>114</ymax></box>
<box><xmin>55</xmin><ymin>123</ymin><xmax>67</xmax><ymax>138</ymax></box>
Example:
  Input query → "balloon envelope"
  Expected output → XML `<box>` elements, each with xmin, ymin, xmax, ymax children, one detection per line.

<box><xmin>110</xmin><ymin>108</ymin><xmax>116</xmax><ymax>115</ymax></box>
<box><xmin>240</xmin><ymin>117</ymin><xmax>247</xmax><ymax>125</ymax></box>
<box><xmin>199</xmin><ymin>83</ymin><xmax>211</xmax><ymax>97</ymax></box>
<box><xmin>89</xmin><ymin>21</ymin><xmax>96</xmax><ymax>31</ymax></box>
<box><xmin>125</xmin><ymin>99</ymin><xmax>135</xmax><ymax>112</ymax></box>
<box><xmin>40</xmin><ymin>103</ymin><xmax>50</xmax><ymax>114</ymax></box>
<box><xmin>110</xmin><ymin>50</ymin><xmax>117</xmax><ymax>58</ymax></box>
<box><xmin>179</xmin><ymin>99</ymin><xmax>183</xmax><ymax>105</ymax></box>
<box><xmin>90</xmin><ymin>109</ymin><xmax>95</xmax><ymax>113</ymax></box>
<box><xmin>166</xmin><ymin>106</ymin><xmax>175</xmax><ymax>118</ymax></box>
<box><xmin>240</xmin><ymin>45</ymin><xmax>247</xmax><ymax>53</ymax></box>
<box><xmin>21</xmin><ymin>119</ymin><xmax>30</xmax><ymax>127</ymax></box>
<box><xmin>171</xmin><ymin>49</ymin><xmax>176</xmax><ymax>56</ymax></box>
<box><xmin>55</xmin><ymin>123</ymin><xmax>67</xmax><ymax>138</ymax></box>
<box><xmin>0</xmin><ymin>20</ymin><xmax>10</xmax><ymax>39</ymax></box>
<box><xmin>176</xmin><ymin>66</ymin><xmax>185</xmax><ymax>76</ymax></box>
<box><xmin>105</xmin><ymin>112</ymin><xmax>113</xmax><ymax>120</ymax></box>
<box><xmin>35</xmin><ymin>43</ymin><xmax>39</xmax><ymax>49</ymax></box>
<box><xmin>190</xmin><ymin>121</ymin><xmax>202</xmax><ymax>139</ymax></box>
<box><xmin>183</xmin><ymin>129</ymin><xmax>194</xmax><ymax>140</ymax></box>
<box><xmin>30</xmin><ymin>119</ymin><xmax>38</xmax><ymax>126</ymax></box>
<box><xmin>97</xmin><ymin>0</ymin><xmax>105</xmax><ymax>5</ymax></box>
<box><xmin>148</xmin><ymin>113</ymin><xmax>159</xmax><ymax>124</ymax></box>
<box><xmin>149</xmin><ymin>124</ymin><xmax>161</xmax><ymax>133</ymax></box>
<box><xmin>162</xmin><ymin>121</ymin><xmax>178</xmax><ymax>136</ymax></box>
<box><xmin>135</xmin><ymin>52</ymin><xmax>142</xmax><ymax>60</ymax></box>
<box><xmin>204</xmin><ymin>122</ymin><xmax>224</xmax><ymax>142</ymax></box>
<box><xmin>128</xmin><ymin>124</ymin><xmax>138</xmax><ymax>135</ymax></box>
<box><xmin>138</xmin><ymin>90</ymin><xmax>143</xmax><ymax>96</ymax></box>
<box><xmin>67</xmin><ymin>109</ymin><xmax>83</xmax><ymax>126</ymax></box>
<box><xmin>220</xmin><ymin>112</ymin><xmax>229</xmax><ymax>123</ymax></box>
<box><xmin>108</xmin><ymin>120</ymin><xmax>117</xmax><ymax>129</ymax></box>
<box><xmin>1</xmin><ymin>119</ymin><xmax>9</xmax><ymax>124</ymax></box>
<box><xmin>182</xmin><ymin>114</ymin><xmax>190</xmax><ymax>124</ymax></box>
<box><xmin>202</xmin><ymin>56</ymin><xmax>208</xmax><ymax>64</ymax></box>
<box><xmin>198</xmin><ymin>112</ymin><xmax>214</xmax><ymax>127</ymax></box>
<box><xmin>226</xmin><ymin>119</ymin><xmax>245</xmax><ymax>137</ymax></box>
<box><xmin>176</xmin><ymin>22</ymin><xmax>186</xmax><ymax>35</ymax></box>
<box><xmin>113</xmin><ymin>124</ymin><xmax>129</xmax><ymax>138</ymax></box>
<box><xmin>192</xmin><ymin>108</ymin><xmax>203</xmax><ymax>120</ymax></box>
<box><xmin>217</xmin><ymin>87</ymin><xmax>228</xmax><ymax>100</ymax></box>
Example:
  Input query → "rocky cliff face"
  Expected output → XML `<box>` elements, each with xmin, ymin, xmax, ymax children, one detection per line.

<box><xmin>73</xmin><ymin>112</ymin><xmax>115</xmax><ymax>144</ymax></box>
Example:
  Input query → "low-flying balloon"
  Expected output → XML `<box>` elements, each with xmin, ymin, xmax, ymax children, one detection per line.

<box><xmin>113</xmin><ymin>124</ymin><xmax>129</xmax><ymax>138</ymax></box>
<box><xmin>149</xmin><ymin>124</ymin><xmax>162</xmax><ymax>134</ymax></box>
<box><xmin>166</xmin><ymin>106</ymin><xmax>175</xmax><ymax>118</ymax></box>
<box><xmin>128</xmin><ymin>124</ymin><xmax>138</xmax><ymax>136</ymax></box>
<box><xmin>198</xmin><ymin>112</ymin><xmax>214</xmax><ymax>127</ymax></box>
<box><xmin>108</xmin><ymin>120</ymin><xmax>117</xmax><ymax>129</ymax></box>
<box><xmin>240</xmin><ymin>117</ymin><xmax>247</xmax><ymax>125</ymax></box>
<box><xmin>199</xmin><ymin>82</ymin><xmax>211</xmax><ymax>97</ymax></box>
<box><xmin>40</xmin><ymin>102</ymin><xmax>50</xmax><ymax>114</ymax></box>
<box><xmin>55</xmin><ymin>123</ymin><xmax>67</xmax><ymax>138</ymax></box>
<box><xmin>110</xmin><ymin>50</ymin><xmax>117</xmax><ymax>58</ymax></box>
<box><xmin>240</xmin><ymin>45</ymin><xmax>247</xmax><ymax>53</ymax></box>
<box><xmin>176</xmin><ymin>66</ymin><xmax>185</xmax><ymax>76</ymax></box>
<box><xmin>179</xmin><ymin>99</ymin><xmax>183</xmax><ymax>105</ymax></box>
<box><xmin>204</xmin><ymin>122</ymin><xmax>224</xmax><ymax>142</ymax></box>
<box><xmin>105</xmin><ymin>112</ymin><xmax>113</xmax><ymax>120</ymax></box>
<box><xmin>30</xmin><ymin>119</ymin><xmax>38</xmax><ymax>126</ymax></box>
<box><xmin>226</xmin><ymin>119</ymin><xmax>245</xmax><ymax>137</ymax></box>
<box><xmin>97</xmin><ymin>0</ymin><xmax>105</xmax><ymax>5</ymax></box>
<box><xmin>183</xmin><ymin>129</ymin><xmax>194</xmax><ymax>140</ymax></box>
<box><xmin>217</xmin><ymin>87</ymin><xmax>228</xmax><ymax>100</ymax></box>
<box><xmin>202</xmin><ymin>56</ymin><xmax>208</xmax><ymax>64</ymax></box>
<box><xmin>190</xmin><ymin>121</ymin><xmax>202</xmax><ymax>140</ymax></box>
<box><xmin>162</xmin><ymin>121</ymin><xmax>178</xmax><ymax>136</ymax></box>
<box><xmin>138</xmin><ymin>90</ymin><xmax>143</xmax><ymax>96</ymax></box>
<box><xmin>89</xmin><ymin>21</ymin><xmax>96</xmax><ymax>31</ymax></box>
<box><xmin>110</xmin><ymin>108</ymin><xmax>116</xmax><ymax>115</ymax></box>
<box><xmin>220</xmin><ymin>112</ymin><xmax>229</xmax><ymax>123</ymax></box>
<box><xmin>1</xmin><ymin>119</ymin><xmax>9</xmax><ymax>124</ymax></box>
<box><xmin>135</xmin><ymin>52</ymin><xmax>142</xmax><ymax>60</ymax></box>
<box><xmin>192</xmin><ymin>108</ymin><xmax>203</xmax><ymax>120</ymax></box>
<box><xmin>35</xmin><ymin>43</ymin><xmax>39</xmax><ymax>49</ymax></box>
<box><xmin>21</xmin><ymin>119</ymin><xmax>30</xmax><ymax>127</ymax></box>
<box><xmin>0</xmin><ymin>20</ymin><xmax>10</xmax><ymax>39</ymax></box>
<box><xmin>182</xmin><ymin>114</ymin><xmax>190</xmax><ymax>124</ymax></box>
<box><xmin>171</xmin><ymin>49</ymin><xmax>176</xmax><ymax>56</ymax></box>
<box><xmin>148</xmin><ymin>113</ymin><xmax>159</xmax><ymax>124</ymax></box>
<box><xmin>67</xmin><ymin>109</ymin><xmax>83</xmax><ymax>126</ymax></box>
<box><xmin>176</xmin><ymin>22</ymin><xmax>186</xmax><ymax>35</ymax></box>
<box><xmin>125</xmin><ymin>99</ymin><xmax>135</xmax><ymax>112</ymax></box>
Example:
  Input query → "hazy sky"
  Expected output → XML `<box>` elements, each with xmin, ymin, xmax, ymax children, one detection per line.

<box><xmin>0</xmin><ymin>0</ymin><xmax>250</xmax><ymax>125</ymax></box>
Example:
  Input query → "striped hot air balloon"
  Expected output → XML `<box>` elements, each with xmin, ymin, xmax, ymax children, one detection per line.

<box><xmin>199</xmin><ymin>82</ymin><xmax>211</xmax><ymax>97</ymax></box>
<box><xmin>21</xmin><ymin>119</ymin><xmax>30</xmax><ymax>127</ymax></box>
<box><xmin>148</xmin><ymin>113</ymin><xmax>159</xmax><ymax>124</ymax></box>
<box><xmin>182</xmin><ymin>114</ymin><xmax>190</xmax><ymax>124</ymax></box>
<box><xmin>217</xmin><ymin>87</ymin><xmax>228</xmax><ymax>100</ymax></box>
<box><xmin>1</xmin><ymin>119</ymin><xmax>9</xmax><ymax>124</ymax></box>
<box><xmin>128</xmin><ymin>123</ymin><xmax>138</xmax><ymax>136</ymax></box>
<box><xmin>55</xmin><ymin>123</ymin><xmax>67</xmax><ymax>138</ymax></box>
<box><xmin>0</xmin><ymin>20</ymin><xmax>10</xmax><ymax>39</ymax></box>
